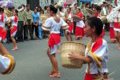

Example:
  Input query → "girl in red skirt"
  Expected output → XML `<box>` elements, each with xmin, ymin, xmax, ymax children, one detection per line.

<box><xmin>109</xmin><ymin>23</ymin><xmax>116</xmax><ymax>43</ymax></box>
<box><xmin>64</xmin><ymin>7</ymin><xmax>73</xmax><ymax>41</ymax></box>
<box><xmin>114</xmin><ymin>9</ymin><xmax>120</xmax><ymax>49</ymax></box>
<box><xmin>74</xmin><ymin>8</ymin><xmax>85</xmax><ymax>40</ymax></box>
<box><xmin>43</xmin><ymin>5</ymin><xmax>68</xmax><ymax>78</ymax></box>
<box><xmin>9</xmin><ymin>10</ymin><xmax>18</xmax><ymax>50</ymax></box>
<box><xmin>108</xmin><ymin>4</ymin><xmax>116</xmax><ymax>43</ymax></box>
<box><xmin>0</xmin><ymin>7</ymin><xmax>7</xmax><ymax>42</ymax></box>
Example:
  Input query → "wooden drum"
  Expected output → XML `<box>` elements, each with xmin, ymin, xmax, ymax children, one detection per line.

<box><xmin>0</xmin><ymin>54</ymin><xmax>15</xmax><ymax>75</ymax></box>
<box><xmin>60</xmin><ymin>41</ymin><xmax>86</xmax><ymax>68</ymax></box>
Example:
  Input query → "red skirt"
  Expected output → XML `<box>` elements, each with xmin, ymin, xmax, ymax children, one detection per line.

<box><xmin>75</xmin><ymin>26</ymin><xmax>84</xmax><ymax>37</ymax></box>
<box><xmin>48</xmin><ymin>33</ymin><xmax>60</xmax><ymax>48</ymax></box>
<box><xmin>0</xmin><ymin>27</ymin><xmax>7</xmax><ymax>41</ymax></box>
<box><xmin>114</xmin><ymin>22</ymin><xmax>120</xmax><ymax>29</ymax></box>
<box><xmin>10</xmin><ymin>26</ymin><xmax>17</xmax><ymax>37</ymax></box>
<box><xmin>67</xmin><ymin>21</ymin><xmax>74</xmax><ymax>33</ymax></box>
<box><xmin>109</xmin><ymin>27</ymin><xmax>115</xmax><ymax>39</ymax></box>
<box><xmin>84</xmin><ymin>73</ymin><xmax>93</xmax><ymax>80</ymax></box>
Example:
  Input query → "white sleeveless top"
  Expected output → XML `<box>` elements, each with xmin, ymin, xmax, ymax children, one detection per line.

<box><xmin>0</xmin><ymin>14</ymin><xmax>7</xmax><ymax>28</ymax></box>
<box><xmin>10</xmin><ymin>16</ymin><xmax>18</xmax><ymax>27</ymax></box>
<box><xmin>44</xmin><ymin>17</ymin><xmax>67</xmax><ymax>34</ymax></box>
<box><xmin>76</xmin><ymin>20</ymin><xmax>85</xmax><ymax>28</ymax></box>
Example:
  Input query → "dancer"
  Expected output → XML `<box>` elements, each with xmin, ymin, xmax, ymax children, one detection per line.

<box><xmin>73</xmin><ymin>7</ymin><xmax>85</xmax><ymax>40</ymax></box>
<box><xmin>43</xmin><ymin>5</ymin><xmax>68</xmax><ymax>78</ymax></box>
<box><xmin>0</xmin><ymin>7</ymin><xmax>7</xmax><ymax>42</ymax></box>
<box><xmin>9</xmin><ymin>9</ymin><xmax>18</xmax><ymax>50</ymax></box>
<box><xmin>69</xmin><ymin>17</ymin><xmax>109</xmax><ymax>80</ymax></box>
<box><xmin>64</xmin><ymin>7</ymin><xmax>73</xmax><ymax>41</ymax></box>
<box><xmin>114</xmin><ymin>9</ymin><xmax>120</xmax><ymax>49</ymax></box>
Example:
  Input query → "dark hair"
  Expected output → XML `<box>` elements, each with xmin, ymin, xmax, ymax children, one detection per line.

<box><xmin>49</xmin><ymin>5</ymin><xmax>57</xmax><ymax>14</ymax></box>
<box><xmin>0</xmin><ymin>7</ymin><xmax>4</xmax><ymax>12</ymax></box>
<box><xmin>18</xmin><ymin>5</ymin><xmax>22</xmax><ymax>9</ymax></box>
<box><xmin>15</xmin><ymin>9</ymin><xmax>18</xmax><ymax>14</ymax></box>
<box><xmin>94</xmin><ymin>5</ymin><xmax>101</xmax><ymax>12</ymax></box>
<box><xmin>87</xmin><ymin>17</ymin><xmax>103</xmax><ymax>36</ymax></box>
<box><xmin>37</xmin><ymin>6</ymin><xmax>42</xmax><ymax>12</ymax></box>
<box><xmin>59</xmin><ymin>6</ymin><xmax>63</xmax><ymax>12</ymax></box>
<box><xmin>44</xmin><ymin>6</ymin><xmax>47</xmax><ymax>10</ymax></box>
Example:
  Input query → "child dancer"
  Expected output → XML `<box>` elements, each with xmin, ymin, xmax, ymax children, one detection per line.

<box><xmin>0</xmin><ymin>7</ymin><xmax>7</xmax><ymax>42</ymax></box>
<box><xmin>74</xmin><ymin>7</ymin><xmax>85</xmax><ymax>40</ymax></box>
<box><xmin>9</xmin><ymin>10</ymin><xmax>18</xmax><ymax>50</ymax></box>
<box><xmin>43</xmin><ymin>5</ymin><xmax>68</xmax><ymax>78</ymax></box>
<box><xmin>109</xmin><ymin>23</ymin><xmax>116</xmax><ymax>43</ymax></box>
<box><xmin>114</xmin><ymin>9</ymin><xmax>120</xmax><ymax>49</ymax></box>
<box><xmin>64</xmin><ymin>7</ymin><xmax>73</xmax><ymax>41</ymax></box>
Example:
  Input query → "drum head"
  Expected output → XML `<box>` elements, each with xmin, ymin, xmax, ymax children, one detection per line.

<box><xmin>2</xmin><ymin>54</ymin><xmax>15</xmax><ymax>75</ymax></box>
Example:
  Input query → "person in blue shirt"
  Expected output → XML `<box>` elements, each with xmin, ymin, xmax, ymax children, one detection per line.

<box><xmin>37</xmin><ymin>6</ymin><xmax>43</xmax><ymax>39</ymax></box>
<box><xmin>32</xmin><ymin>7</ymin><xmax>40</xmax><ymax>39</ymax></box>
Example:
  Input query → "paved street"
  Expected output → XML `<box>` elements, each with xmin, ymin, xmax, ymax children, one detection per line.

<box><xmin>0</xmin><ymin>32</ymin><xmax>120</xmax><ymax>80</ymax></box>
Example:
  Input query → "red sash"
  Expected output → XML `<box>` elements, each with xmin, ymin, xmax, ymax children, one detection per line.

<box><xmin>0</xmin><ymin>27</ymin><xmax>7</xmax><ymax>41</ymax></box>
<box><xmin>10</xmin><ymin>26</ymin><xmax>17</xmax><ymax>36</ymax></box>
<box><xmin>85</xmin><ymin>38</ymin><xmax>103</xmax><ymax>80</ymax></box>
<box><xmin>114</xmin><ymin>22</ymin><xmax>120</xmax><ymax>29</ymax></box>
<box><xmin>0</xmin><ymin>14</ymin><xmax>4</xmax><ymax>22</ymax></box>
<box><xmin>109</xmin><ymin>27</ymin><xmax>115</xmax><ymax>39</ymax></box>
<box><xmin>14</xmin><ymin>16</ymin><xmax>18</xmax><ymax>22</ymax></box>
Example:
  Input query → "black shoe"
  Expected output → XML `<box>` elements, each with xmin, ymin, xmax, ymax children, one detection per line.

<box><xmin>30</xmin><ymin>38</ymin><xmax>34</xmax><ymax>40</ymax></box>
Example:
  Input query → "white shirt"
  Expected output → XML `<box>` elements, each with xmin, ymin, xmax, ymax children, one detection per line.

<box><xmin>85</xmin><ymin>39</ymin><xmax>109</xmax><ymax>74</ymax></box>
<box><xmin>44</xmin><ymin>17</ymin><xmax>67</xmax><ymax>34</ymax></box>
<box><xmin>76</xmin><ymin>20</ymin><xmax>85</xmax><ymax>28</ymax></box>
<box><xmin>67</xmin><ymin>13</ymin><xmax>73</xmax><ymax>22</ymax></box>
<box><xmin>10</xmin><ymin>16</ymin><xmax>18</xmax><ymax>27</ymax></box>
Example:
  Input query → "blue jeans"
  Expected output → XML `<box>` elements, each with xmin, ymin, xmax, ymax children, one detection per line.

<box><xmin>60</xmin><ymin>29</ymin><xmax>64</xmax><ymax>36</ymax></box>
<box><xmin>38</xmin><ymin>25</ymin><xmax>43</xmax><ymax>39</ymax></box>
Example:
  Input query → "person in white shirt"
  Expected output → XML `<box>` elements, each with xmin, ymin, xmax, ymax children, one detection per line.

<box><xmin>43</xmin><ymin>5</ymin><xmax>68</xmax><ymax>78</ymax></box>
<box><xmin>9</xmin><ymin>9</ymin><xmax>18</xmax><ymax>50</ymax></box>
<box><xmin>64</xmin><ymin>7</ymin><xmax>73</xmax><ymax>41</ymax></box>
<box><xmin>69</xmin><ymin>17</ymin><xmax>109</xmax><ymax>80</ymax></box>
<box><xmin>0</xmin><ymin>7</ymin><xmax>7</xmax><ymax>42</ymax></box>
<box><xmin>113</xmin><ymin>9</ymin><xmax>120</xmax><ymax>49</ymax></box>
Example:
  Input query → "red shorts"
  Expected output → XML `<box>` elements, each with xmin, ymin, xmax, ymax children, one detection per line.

<box><xmin>48</xmin><ymin>33</ymin><xmax>60</xmax><ymax>48</ymax></box>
